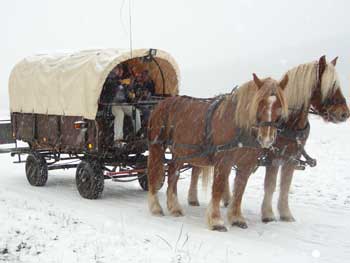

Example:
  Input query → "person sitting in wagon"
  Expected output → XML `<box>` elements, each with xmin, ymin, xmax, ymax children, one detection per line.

<box><xmin>133</xmin><ymin>70</ymin><xmax>156</xmax><ymax>100</ymax></box>
<box><xmin>107</xmin><ymin>64</ymin><xmax>141</xmax><ymax>143</ymax></box>
<box><xmin>128</xmin><ymin>69</ymin><xmax>156</xmax><ymax>136</ymax></box>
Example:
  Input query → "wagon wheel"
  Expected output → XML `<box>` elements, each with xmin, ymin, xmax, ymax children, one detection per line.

<box><xmin>25</xmin><ymin>153</ymin><xmax>48</xmax><ymax>186</ymax></box>
<box><xmin>138</xmin><ymin>172</ymin><xmax>165</xmax><ymax>191</ymax></box>
<box><xmin>75</xmin><ymin>160</ymin><xmax>104</xmax><ymax>199</ymax></box>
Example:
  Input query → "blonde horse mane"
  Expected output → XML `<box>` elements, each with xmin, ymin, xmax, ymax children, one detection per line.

<box><xmin>232</xmin><ymin>78</ymin><xmax>288</xmax><ymax>129</ymax></box>
<box><xmin>282</xmin><ymin>61</ymin><xmax>340</xmax><ymax>112</ymax></box>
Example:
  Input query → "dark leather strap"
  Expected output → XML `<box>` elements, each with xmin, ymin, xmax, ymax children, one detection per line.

<box><xmin>278</xmin><ymin>121</ymin><xmax>310</xmax><ymax>141</ymax></box>
<box><xmin>150</xmin><ymin>94</ymin><xmax>260</xmax><ymax>162</ymax></box>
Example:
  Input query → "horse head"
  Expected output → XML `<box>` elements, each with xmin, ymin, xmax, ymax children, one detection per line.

<box><xmin>311</xmin><ymin>55</ymin><xmax>350</xmax><ymax>123</ymax></box>
<box><xmin>250</xmin><ymin>73</ymin><xmax>289</xmax><ymax>148</ymax></box>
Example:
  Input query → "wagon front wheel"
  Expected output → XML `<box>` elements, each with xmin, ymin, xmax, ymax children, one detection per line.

<box><xmin>25</xmin><ymin>153</ymin><xmax>48</xmax><ymax>186</ymax></box>
<box><xmin>76</xmin><ymin>160</ymin><xmax>104</xmax><ymax>199</ymax></box>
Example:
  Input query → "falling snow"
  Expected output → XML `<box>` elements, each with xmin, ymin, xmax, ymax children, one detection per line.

<box><xmin>0</xmin><ymin>116</ymin><xmax>349</xmax><ymax>262</ymax></box>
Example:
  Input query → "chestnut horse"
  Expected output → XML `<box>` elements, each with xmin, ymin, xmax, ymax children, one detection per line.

<box><xmin>260</xmin><ymin>56</ymin><xmax>350</xmax><ymax>224</ymax></box>
<box><xmin>188</xmin><ymin>56</ymin><xmax>349</xmax><ymax>228</ymax></box>
<box><xmin>147</xmin><ymin>74</ymin><xmax>289</xmax><ymax>231</ymax></box>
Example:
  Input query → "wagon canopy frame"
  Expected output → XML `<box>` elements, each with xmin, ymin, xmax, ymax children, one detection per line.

<box><xmin>9</xmin><ymin>48</ymin><xmax>180</xmax><ymax>120</ymax></box>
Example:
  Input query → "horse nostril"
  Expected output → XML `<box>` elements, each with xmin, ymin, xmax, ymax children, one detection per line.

<box><xmin>341</xmin><ymin>112</ymin><xmax>350</xmax><ymax>120</ymax></box>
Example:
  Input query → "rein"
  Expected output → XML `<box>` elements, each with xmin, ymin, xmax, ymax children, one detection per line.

<box><xmin>267</xmin><ymin>61</ymin><xmax>323</xmax><ymax>169</ymax></box>
<box><xmin>272</xmin><ymin>119</ymin><xmax>317</xmax><ymax>169</ymax></box>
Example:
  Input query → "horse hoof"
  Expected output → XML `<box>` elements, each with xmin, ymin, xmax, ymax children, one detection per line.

<box><xmin>188</xmin><ymin>201</ymin><xmax>200</xmax><ymax>206</ymax></box>
<box><xmin>212</xmin><ymin>225</ymin><xmax>228</xmax><ymax>232</ymax></box>
<box><xmin>280</xmin><ymin>216</ymin><xmax>295</xmax><ymax>222</ymax></box>
<box><xmin>170</xmin><ymin>210</ymin><xmax>184</xmax><ymax>217</ymax></box>
<box><xmin>262</xmin><ymin>217</ymin><xmax>276</xmax><ymax>223</ymax></box>
<box><xmin>152</xmin><ymin>210</ymin><xmax>164</xmax><ymax>216</ymax></box>
<box><xmin>232</xmin><ymin>221</ymin><xmax>248</xmax><ymax>229</ymax></box>
<box><xmin>150</xmin><ymin>207</ymin><xmax>164</xmax><ymax>216</ymax></box>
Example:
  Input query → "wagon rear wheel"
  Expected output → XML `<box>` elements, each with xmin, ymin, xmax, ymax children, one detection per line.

<box><xmin>138</xmin><ymin>173</ymin><xmax>165</xmax><ymax>191</ymax></box>
<box><xmin>76</xmin><ymin>160</ymin><xmax>104</xmax><ymax>199</ymax></box>
<box><xmin>25</xmin><ymin>153</ymin><xmax>48</xmax><ymax>186</ymax></box>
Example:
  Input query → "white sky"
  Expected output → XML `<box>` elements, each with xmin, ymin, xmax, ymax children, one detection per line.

<box><xmin>1</xmin><ymin>0</ymin><xmax>350</xmax><ymax>113</ymax></box>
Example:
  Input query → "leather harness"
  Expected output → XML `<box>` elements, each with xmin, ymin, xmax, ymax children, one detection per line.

<box><xmin>150</xmin><ymin>61</ymin><xmax>333</xmax><ymax>168</ymax></box>
<box><xmin>265</xmin><ymin>61</ymin><xmax>324</xmax><ymax>169</ymax></box>
<box><xmin>149</xmin><ymin>94</ymin><xmax>260</xmax><ymax>162</ymax></box>
<box><xmin>276</xmin><ymin>121</ymin><xmax>317</xmax><ymax>168</ymax></box>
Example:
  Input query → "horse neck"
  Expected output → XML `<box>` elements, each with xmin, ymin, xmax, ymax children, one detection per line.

<box><xmin>286</xmin><ymin>104</ymin><xmax>310</xmax><ymax>130</ymax></box>
<box><xmin>285</xmin><ymin>63</ymin><xmax>318</xmax><ymax>130</ymax></box>
<box><xmin>285</xmin><ymin>63</ymin><xmax>317</xmax><ymax>106</ymax></box>
<box><xmin>215</xmin><ymin>95</ymin><xmax>237</xmax><ymax>129</ymax></box>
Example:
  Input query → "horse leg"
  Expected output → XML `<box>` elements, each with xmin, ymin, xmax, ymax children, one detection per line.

<box><xmin>222</xmin><ymin>174</ymin><xmax>231</xmax><ymax>207</ymax></box>
<box><xmin>278</xmin><ymin>164</ymin><xmax>296</xmax><ymax>222</ymax></box>
<box><xmin>261</xmin><ymin>165</ymin><xmax>279</xmax><ymax>222</ymax></box>
<box><xmin>227</xmin><ymin>169</ymin><xmax>251</xmax><ymax>229</ymax></box>
<box><xmin>206</xmin><ymin>164</ymin><xmax>230</xmax><ymax>232</ymax></box>
<box><xmin>147</xmin><ymin>144</ymin><xmax>165</xmax><ymax>216</ymax></box>
<box><xmin>167</xmin><ymin>163</ymin><xmax>184</xmax><ymax>216</ymax></box>
<box><xmin>188</xmin><ymin>166</ymin><xmax>201</xmax><ymax>206</ymax></box>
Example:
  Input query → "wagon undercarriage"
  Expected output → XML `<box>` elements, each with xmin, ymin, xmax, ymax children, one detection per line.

<box><xmin>1</xmin><ymin>116</ymin><xmax>192</xmax><ymax>198</ymax></box>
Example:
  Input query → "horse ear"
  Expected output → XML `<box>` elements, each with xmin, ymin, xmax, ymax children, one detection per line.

<box><xmin>253</xmin><ymin>73</ymin><xmax>264</xmax><ymax>88</ymax></box>
<box><xmin>331</xmin><ymin>56</ymin><xmax>338</xmax><ymax>66</ymax></box>
<box><xmin>319</xmin><ymin>55</ymin><xmax>327</xmax><ymax>76</ymax></box>
<box><xmin>279</xmin><ymin>74</ymin><xmax>289</xmax><ymax>90</ymax></box>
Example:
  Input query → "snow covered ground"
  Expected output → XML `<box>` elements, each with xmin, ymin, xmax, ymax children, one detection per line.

<box><xmin>0</xmin><ymin>117</ymin><xmax>349</xmax><ymax>263</ymax></box>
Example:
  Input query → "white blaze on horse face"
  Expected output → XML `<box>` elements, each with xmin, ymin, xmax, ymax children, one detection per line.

<box><xmin>260</xmin><ymin>95</ymin><xmax>277</xmax><ymax>148</ymax></box>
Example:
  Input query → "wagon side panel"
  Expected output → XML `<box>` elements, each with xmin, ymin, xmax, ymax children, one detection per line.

<box><xmin>12</xmin><ymin>112</ymin><xmax>35</xmax><ymax>142</ymax></box>
<box><xmin>36</xmin><ymin>115</ymin><xmax>60</xmax><ymax>146</ymax></box>
<box><xmin>60</xmin><ymin>116</ymin><xmax>86</xmax><ymax>151</ymax></box>
<box><xmin>86</xmin><ymin>120</ymin><xmax>98</xmax><ymax>151</ymax></box>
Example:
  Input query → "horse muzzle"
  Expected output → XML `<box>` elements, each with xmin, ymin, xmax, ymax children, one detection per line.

<box><xmin>257</xmin><ymin>133</ymin><xmax>276</xmax><ymax>149</ymax></box>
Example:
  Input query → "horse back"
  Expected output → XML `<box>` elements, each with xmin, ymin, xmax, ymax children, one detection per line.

<box><xmin>148</xmin><ymin>96</ymin><xmax>212</xmax><ymax>146</ymax></box>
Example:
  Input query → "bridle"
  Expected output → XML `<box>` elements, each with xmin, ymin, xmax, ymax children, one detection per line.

<box><xmin>322</xmin><ymin>84</ymin><xmax>346</xmax><ymax>107</ymax></box>
<box><xmin>255</xmin><ymin>118</ymin><xmax>285</xmax><ymax>128</ymax></box>
<box><xmin>312</xmin><ymin>62</ymin><xmax>347</xmax><ymax>114</ymax></box>
<box><xmin>254</xmin><ymin>90</ymin><xmax>286</xmax><ymax>129</ymax></box>
<box><xmin>289</xmin><ymin>63</ymin><xmax>345</xmax><ymax>117</ymax></box>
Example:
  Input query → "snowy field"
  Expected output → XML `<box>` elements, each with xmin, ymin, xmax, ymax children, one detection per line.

<box><xmin>0</xmin><ymin>117</ymin><xmax>349</xmax><ymax>263</ymax></box>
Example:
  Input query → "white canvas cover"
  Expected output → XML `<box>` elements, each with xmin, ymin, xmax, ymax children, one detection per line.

<box><xmin>8</xmin><ymin>48</ymin><xmax>180</xmax><ymax>120</ymax></box>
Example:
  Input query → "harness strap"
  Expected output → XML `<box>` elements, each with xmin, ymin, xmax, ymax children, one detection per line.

<box><xmin>173</xmin><ymin>128</ymin><xmax>260</xmax><ymax>162</ymax></box>
<box><xmin>278</xmin><ymin>121</ymin><xmax>310</xmax><ymax>141</ymax></box>
<box><xmin>149</xmin><ymin>93</ymin><xmax>260</xmax><ymax>163</ymax></box>
<box><xmin>204</xmin><ymin>96</ymin><xmax>226</xmax><ymax>146</ymax></box>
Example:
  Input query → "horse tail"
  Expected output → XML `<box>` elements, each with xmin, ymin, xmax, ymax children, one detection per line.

<box><xmin>201</xmin><ymin>166</ymin><xmax>214</xmax><ymax>193</ymax></box>
<box><xmin>188</xmin><ymin>166</ymin><xmax>213</xmax><ymax>206</ymax></box>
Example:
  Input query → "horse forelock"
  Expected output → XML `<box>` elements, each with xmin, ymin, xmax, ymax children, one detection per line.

<box><xmin>234</xmin><ymin>79</ymin><xmax>288</xmax><ymax>130</ymax></box>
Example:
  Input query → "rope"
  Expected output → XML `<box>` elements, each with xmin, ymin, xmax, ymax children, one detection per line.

<box><xmin>119</xmin><ymin>0</ymin><xmax>133</xmax><ymax>58</ymax></box>
<box><xmin>119</xmin><ymin>0</ymin><xmax>128</xmax><ymax>37</ymax></box>
<box><xmin>128</xmin><ymin>0</ymin><xmax>133</xmax><ymax>58</ymax></box>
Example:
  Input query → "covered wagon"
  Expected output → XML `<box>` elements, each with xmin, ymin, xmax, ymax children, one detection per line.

<box><xmin>1</xmin><ymin>48</ymin><xmax>181</xmax><ymax>198</ymax></box>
